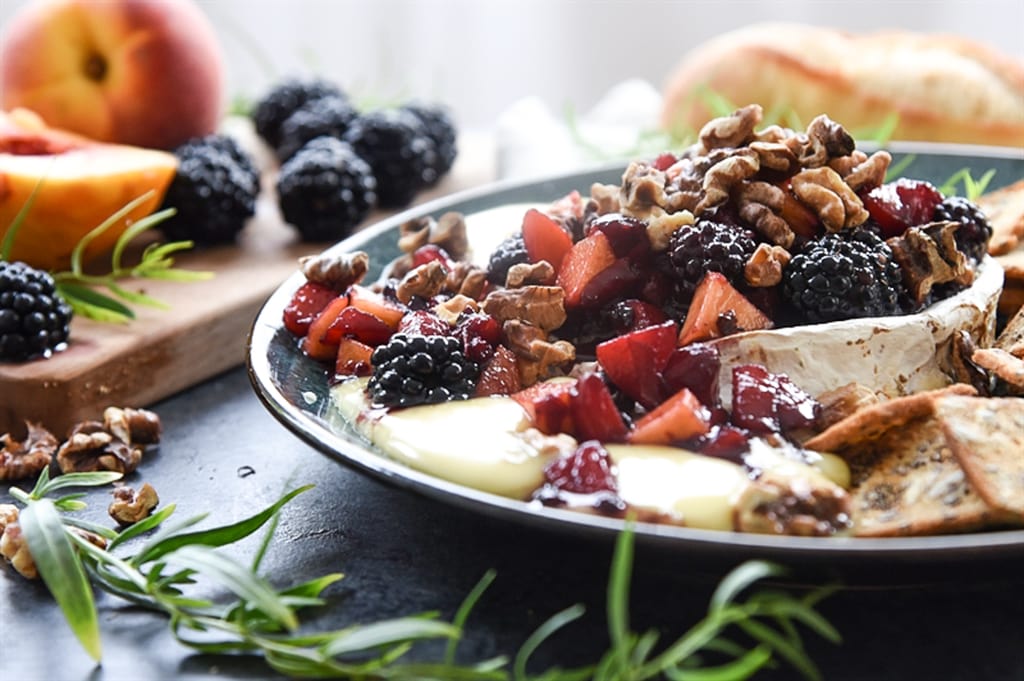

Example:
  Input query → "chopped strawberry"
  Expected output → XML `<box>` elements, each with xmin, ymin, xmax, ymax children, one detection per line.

<box><xmin>474</xmin><ymin>345</ymin><xmax>522</xmax><ymax>397</ymax></box>
<box><xmin>522</xmin><ymin>208</ymin><xmax>573</xmax><ymax>272</ymax></box>
<box><xmin>627</xmin><ymin>387</ymin><xmax>710</xmax><ymax>446</ymax></box>
<box><xmin>569</xmin><ymin>373</ymin><xmax>628</xmax><ymax>443</ymax></box>
<box><xmin>301</xmin><ymin>295</ymin><xmax>351</xmax><ymax>361</ymax></box>
<box><xmin>397</xmin><ymin>309</ymin><xmax>450</xmax><ymax>337</ymax></box>
<box><xmin>324</xmin><ymin>306</ymin><xmax>394</xmax><ymax>346</ymax></box>
<box><xmin>335</xmin><ymin>337</ymin><xmax>374</xmax><ymax>377</ymax></box>
<box><xmin>283</xmin><ymin>282</ymin><xmax>338</xmax><ymax>337</ymax></box>
<box><xmin>556</xmin><ymin>230</ymin><xmax>617</xmax><ymax>308</ymax></box>
<box><xmin>595</xmin><ymin>320</ymin><xmax>677</xmax><ymax>409</ymax></box>
<box><xmin>544</xmin><ymin>440</ymin><xmax>617</xmax><ymax>495</ymax></box>
<box><xmin>348</xmin><ymin>285</ymin><xmax>406</xmax><ymax>329</ymax></box>
<box><xmin>678</xmin><ymin>272</ymin><xmax>773</xmax><ymax>346</ymax></box>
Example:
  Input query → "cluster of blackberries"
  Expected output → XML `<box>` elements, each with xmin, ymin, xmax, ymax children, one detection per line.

<box><xmin>367</xmin><ymin>333</ymin><xmax>479</xmax><ymax>408</ymax></box>
<box><xmin>0</xmin><ymin>261</ymin><xmax>73</xmax><ymax>362</ymax></box>
<box><xmin>253</xmin><ymin>78</ymin><xmax>458</xmax><ymax>241</ymax></box>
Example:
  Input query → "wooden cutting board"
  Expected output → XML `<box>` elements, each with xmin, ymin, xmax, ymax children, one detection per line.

<box><xmin>0</xmin><ymin>134</ymin><xmax>496</xmax><ymax>436</ymax></box>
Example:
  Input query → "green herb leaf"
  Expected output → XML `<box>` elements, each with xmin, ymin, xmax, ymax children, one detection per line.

<box><xmin>710</xmin><ymin>561</ymin><xmax>784</xmax><ymax>613</ymax></box>
<box><xmin>321</xmin><ymin>617</ymin><xmax>459</xmax><ymax>657</ymax></box>
<box><xmin>33</xmin><ymin>471</ymin><xmax>123</xmax><ymax>498</ymax></box>
<box><xmin>57</xmin><ymin>282</ymin><xmax>136</xmax><ymax>322</ymax></box>
<box><xmin>513</xmin><ymin>603</ymin><xmax>588</xmax><ymax>681</ymax></box>
<box><xmin>20</xmin><ymin>499</ymin><xmax>102</xmax><ymax>661</ymax></box>
<box><xmin>664</xmin><ymin>645</ymin><xmax>772</xmax><ymax>681</ymax></box>
<box><xmin>1</xmin><ymin>174</ymin><xmax>47</xmax><ymax>261</ymax></box>
<box><xmin>136</xmin><ymin>485</ymin><xmax>313</xmax><ymax>564</ymax></box>
<box><xmin>445</xmin><ymin>568</ymin><xmax>497</xmax><ymax>664</ymax></box>
<box><xmin>885</xmin><ymin>154</ymin><xmax>917</xmax><ymax>182</ymax></box>
<box><xmin>69</xmin><ymin>191</ymin><xmax>154</xmax><ymax>277</ymax></box>
<box><xmin>110</xmin><ymin>207</ymin><xmax>176</xmax><ymax>271</ymax></box>
<box><xmin>107</xmin><ymin>504</ymin><xmax>176</xmax><ymax>550</ymax></box>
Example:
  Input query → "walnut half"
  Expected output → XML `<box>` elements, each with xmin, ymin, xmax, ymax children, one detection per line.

<box><xmin>57</xmin><ymin>423</ymin><xmax>142</xmax><ymax>474</ymax></box>
<box><xmin>0</xmin><ymin>422</ymin><xmax>58</xmax><ymax>481</ymax></box>
<box><xmin>109</xmin><ymin>483</ymin><xmax>160</xmax><ymax>526</ymax></box>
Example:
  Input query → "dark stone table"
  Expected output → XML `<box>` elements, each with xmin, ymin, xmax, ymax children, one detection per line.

<box><xmin>2</xmin><ymin>367</ymin><xmax>1022</xmax><ymax>681</ymax></box>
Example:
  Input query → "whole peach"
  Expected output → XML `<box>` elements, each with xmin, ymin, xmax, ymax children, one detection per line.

<box><xmin>0</xmin><ymin>0</ymin><xmax>225</xmax><ymax>150</ymax></box>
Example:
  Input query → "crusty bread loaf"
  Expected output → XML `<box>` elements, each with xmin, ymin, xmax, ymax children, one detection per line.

<box><xmin>661</xmin><ymin>23</ymin><xmax>1024</xmax><ymax>148</ymax></box>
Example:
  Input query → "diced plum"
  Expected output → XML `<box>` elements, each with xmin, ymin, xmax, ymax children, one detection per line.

<box><xmin>324</xmin><ymin>306</ymin><xmax>394</xmax><ymax>346</ymax></box>
<box><xmin>609</xmin><ymin>299</ymin><xmax>668</xmax><ymax>331</ymax></box>
<box><xmin>283</xmin><ymin>282</ymin><xmax>338</xmax><ymax>337</ymax></box>
<box><xmin>595</xmin><ymin>320</ymin><xmax>678</xmax><ymax>409</ymax></box>
<box><xmin>512</xmin><ymin>379</ymin><xmax>577</xmax><ymax>435</ymax></box>
<box><xmin>397</xmin><ymin>309</ymin><xmax>451</xmax><ymax>337</ymax></box>
<box><xmin>348</xmin><ymin>285</ymin><xmax>406</xmax><ymax>329</ymax></box>
<box><xmin>678</xmin><ymin>272</ymin><xmax>773</xmax><ymax>346</ymax></box>
<box><xmin>661</xmin><ymin>342</ymin><xmax>721</xmax><ymax>408</ymax></box>
<box><xmin>557</xmin><ymin>231</ymin><xmax>618</xmax><ymax>308</ymax></box>
<box><xmin>861</xmin><ymin>178</ymin><xmax>944</xmax><ymax>239</ymax></box>
<box><xmin>455</xmin><ymin>312</ymin><xmax>502</xmax><ymax>363</ymax></box>
<box><xmin>569</xmin><ymin>373</ymin><xmax>628</xmax><ymax>443</ymax></box>
<box><xmin>684</xmin><ymin>424</ymin><xmax>750</xmax><ymax>464</ymax></box>
<box><xmin>652</xmin><ymin>152</ymin><xmax>678</xmax><ymax>171</ymax></box>
<box><xmin>586</xmin><ymin>213</ymin><xmax>650</xmax><ymax>260</ymax></box>
<box><xmin>474</xmin><ymin>345</ymin><xmax>522</xmax><ymax>397</ymax></box>
<box><xmin>412</xmin><ymin>244</ymin><xmax>455</xmax><ymax>269</ymax></box>
<box><xmin>522</xmin><ymin>208</ymin><xmax>573</xmax><ymax>272</ymax></box>
<box><xmin>578</xmin><ymin>258</ymin><xmax>641</xmax><ymax>309</ymax></box>
<box><xmin>730</xmin><ymin>364</ymin><xmax>820</xmax><ymax>435</ymax></box>
<box><xmin>627</xmin><ymin>387</ymin><xmax>711</xmax><ymax>446</ymax></box>
<box><xmin>301</xmin><ymin>295</ymin><xmax>351</xmax><ymax>361</ymax></box>
<box><xmin>334</xmin><ymin>337</ymin><xmax>374</xmax><ymax>377</ymax></box>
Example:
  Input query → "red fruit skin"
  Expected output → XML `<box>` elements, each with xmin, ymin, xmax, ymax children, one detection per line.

<box><xmin>474</xmin><ymin>345</ymin><xmax>522</xmax><ymax>397</ymax></box>
<box><xmin>335</xmin><ymin>337</ymin><xmax>374</xmax><ymax>377</ymax></box>
<box><xmin>627</xmin><ymin>387</ymin><xmax>711</xmax><ymax>446</ymax></box>
<box><xmin>684</xmin><ymin>424</ymin><xmax>750</xmax><ymax>464</ymax></box>
<box><xmin>557</xmin><ymin>231</ymin><xmax>617</xmax><ymax>308</ymax></box>
<box><xmin>595</xmin><ymin>320</ymin><xmax>678</xmax><ymax>409</ymax></box>
<box><xmin>586</xmin><ymin>213</ymin><xmax>650</xmax><ymax>260</ymax></box>
<box><xmin>397</xmin><ymin>310</ymin><xmax>451</xmax><ymax>337</ymax></box>
<box><xmin>301</xmin><ymin>295</ymin><xmax>351</xmax><ymax>361</ymax></box>
<box><xmin>348</xmin><ymin>285</ymin><xmax>406</xmax><ymax>329</ymax></box>
<box><xmin>323</xmin><ymin>306</ymin><xmax>395</xmax><ymax>346</ymax></box>
<box><xmin>653</xmin><ymin>152</ymin><xmax>677</xmax><ymax>171</ymax></box>
<box><xmin>578</xmin><ymin>258</ymin><xmax>641</xmax><ymax>309</ymax></box>
<box><xmin>522</xmin><ymin>208</ymin><xmax>573</xmax><ymax>272</ymax></box>
<box><xmin>678</xmin><ymin>272</ymin><xmax>773</xmax><ymax>346</ymax></box>
<box><xmin>569</xmin><ymin>373</ymin><xmax>628</xmax><ymax>443</ymax></box>
<box><xmin>455</xmin><ymin>312</ymin><xmax>502</xmax><ymax>363</ymax></box>
<box><xmin>661</xmin><ymin>342</ymin><xmax>722</xmax><ymax>408</ymax></box>
<box><xmin>731</xmin><ymin>364</ymin><xmax>821</xmax><ymax>436</ymax></box>
<box><xmin>412</xmin><ymin>244</ymin><xmax>455</xmax><ymax>269</ymax></box>
<box><xmin>544</xmin><ymin>440</ymin><xmax>617</xmax><ymax>494</ymax></box>
<box><xmin>615</xmin><ymin>299</ymin><xmax>668</xmax><ymax>331</ymax></box>
<box><xmin>283</xmin><ymin>282</ymin><xmax>338</xmax><ymax>337</ymax></box>
<box><xmin>511</xmin><ymin>379</ymin><xmax>578</xmax><ymax>434</ymax></box>
<box><xmin>861</xmin><ymin>179</ymin><xmax>944</xmax><ymax>239</ymax></box>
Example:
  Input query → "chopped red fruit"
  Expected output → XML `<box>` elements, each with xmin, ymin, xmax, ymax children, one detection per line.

<box><xmin>678</xmin><ymin>272</ymin><xmax>773</xmax><ymax>346</ymax></box>
<box><xmin>652</xmin><ymin>152</ymin><xmax>677</xmax><ymax>171</ymax></box>
<box><xmin>334</xmin><ymin>337</ymin><xmax>374</xmax><ymax>377</ymax></box>
<box><xmin>397</xmin><ymin>309</ymin><xmax>450</xmax><ymax>337</ymax></box>
<box><xmin>611</xmin><ymin>299</ymin><xmax>668</xmax><ymax>331</ymax></box>
<box><xmin>412</xmin><ymin>244</ymin><xmax>455</xmax><ymax>269</ymax></box>
<box><xmin>283</xmin><ymin>282</ymin><xmax>338</xmax><ymax>337</ymax></box>
<box><xmin>731</xmin><ymin>364</ymin><xmax>820</xmax><ymax>435</ymax></box>
<box><xmin>595</xmin><ymin>320</ymin><xmax>677</xmax><ymax>409</ymax></box>
<box><xmin>511</xmin><ymin>379</ymin><xmax>577</xmax><ymax>435</ymax></box>
<box><xmin>474</xmin><ymin>345</ymin><xmax>522</xmax><ymax>397</ymax></box>
<box><xmin>627</xmin><ymin>387</ymin><xmax>710</xmax><ymax>446</ymax></box>
<box><xmin>661</xmin><ymin>342</ymin><xmax>721</xmax><ymax>408</ymax></box>
<box><xmin>556</xmin><ymin>230</ymin><xmax>617</xmax><ymax>308</ymax></box>
<box><xmin>684</xmin><ymin>424</ymin><xmax>750</xmax><ymax>463</ymax></box>
<box><xmin>348</xmin><ymin>285</ymin><xmax>406</xmax><ymax>329</ymax></box>
<box><xmin>301</xmin><ymin>295</ymin><xmax>351</xmax><ymax>361</ymax></box>
<box><xmin>544</xmin><ymin>440</ymin><xmax>617</xmax><ymax>495</ymax></box>
<box><xmin>547</xmin><ymin>190</ymin><xmax>586</xmax><ymax>222</ymax></box>
<box><xmin>324</xmin><ymin>306</ymin><xmax>394</xmax><ymax>346</ymax></box>
<box><xmin>861</xmin><ymin>178</ymin><xmax>944</xmax><ymax>238</ymax></box>
<box><xmin>586</xmin><ymin>213</ymin><xmax>650</xmax><ymax>260</ymax></box>
<box><xmin>522</xmin><ymin>208</ymin><xmax>573</xmax><ymax>272</ymax></box>
<box><xmin>454</xmin><ymin>312</ymin><xmax>501</xmax><ymax>363</ymax></box>
<box><xmin>578</xmin><ymin>258</ymin><xmax>641</xmax><ymax>309</ymax></box>
<box><xmin>569</xmin><ymin>372</ymin><xmax>628</xmax><ymax>443</ymax></box>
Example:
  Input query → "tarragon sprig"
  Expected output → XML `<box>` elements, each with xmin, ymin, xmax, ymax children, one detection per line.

<box><xmin>7</xmin><ymin>470</ymin><xmax>840</xmax><ymax>680</ymax></box>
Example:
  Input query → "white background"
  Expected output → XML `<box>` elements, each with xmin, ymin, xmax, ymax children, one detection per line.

<box><xmin>1</xmin><ymin>0</ymin><xmax>1023</xmax><ymax>129</ymax></box>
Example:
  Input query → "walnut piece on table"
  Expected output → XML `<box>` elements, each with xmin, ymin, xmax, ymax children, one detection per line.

<box><xmin>57</xmin><ymin>423</ymin><xmax>142</xmax><ymax>474</ymax></box>
<box><xmin>109</xmin><ymin>483</ymin><xmax>160</xmax><ymax>526</ymax></box>
<box><xmin>0</xmin><ymin>422</ymin><xmax>58</xmax><ymax>481</ymax></box>
<box><xmin>0</xmin><ymin>503</ymin><xmax>36</xmax><ymax>579</ymax></box>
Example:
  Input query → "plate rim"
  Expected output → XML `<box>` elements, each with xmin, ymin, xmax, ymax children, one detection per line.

<box><xmin>247</xmin><ymin>144</ymin><xmax>1024</xmax><ymax>563</ymax></box>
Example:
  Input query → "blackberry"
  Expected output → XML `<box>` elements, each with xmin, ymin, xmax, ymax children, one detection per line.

<box><xmin>485</xmin><ymin>233</ymin><xmax>530</xmax><ymax>284</ymax></box>
<box><xmin>666</xmin><ymin>219</ymin><xmax>757</xmax><ymax>295</ymax></box>
<box><xmin>276</xmin><ymin>136</ymin><xmax>377</xmax><ymax>242</ymax></box>
<box><xmin>342</xmin><ymin>109</ymin><xmax>439</xmax><ymax>208</ymax></box>
<box><xmin>276</xmin><ymin>95</ymin><xmax>360</xmax><ymax>162</ymax></box>
<box><xmin>401</xmin><ymin>103</ymin><xmax>457</xmax><ymax>183</ymax></box>
<box><xmin>160</xmin><ymin>138</ymin><xmax>259</xmax><ymax>244</ymax></box>
<box><xmin>782</xmin><ymin>228</ymin><xmax>905</xmax><ymax>323</ymax></box>
<box><xmin>0</xmin><ymin>261</ymin><xmax>72</xmax><ymax>362</ymax></box>
<box><xmin>252</xmin><ymin>78</ymin><xmax>345</xmax><ymax>149</ymax></box>
<box><xmin>368</xmin><ymin>333</ymin><xmax>480</xmax><ymax>408</ymax></box>
<box><xmin>933</xmin><ymin>196</ymin><xmax>992</xmax><ymax>263</ymax></box>
<box><xmin>178</xmin><ymin>134</ymin><xmax>260</xmax><ymax>186</ymax></box>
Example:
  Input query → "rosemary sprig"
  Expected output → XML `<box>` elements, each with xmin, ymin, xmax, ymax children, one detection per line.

<box><xmin>7</xmin><ymin>471</ymin><xmax>840</xmax><ymax>680</ymax></box>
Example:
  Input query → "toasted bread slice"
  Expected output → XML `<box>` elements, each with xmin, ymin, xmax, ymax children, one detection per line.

<box><xmin>844</xmin><ymin>414</ymin><xmax>995</xmax><ymax>537</ymax></box>
<box><xmin>935</xmin><ymin>395</ymin><xmax>1024</xmax><ymax>522</ymax></box>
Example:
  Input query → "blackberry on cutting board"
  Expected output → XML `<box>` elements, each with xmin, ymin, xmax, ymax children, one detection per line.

<box><xmin>933</xmin><ymin>195</ymin><xmax>993</xmax><ymax>263</ymax></box>
<box><xmin>0</xmin><ymin>261</ymin><xmax>72</xmax><ymax>362</ymax></box>
<box><xmin>343</xmin><ymin>109</ymin><xmax>439</xmax><ymax>208</ymax></box>
<box><xmin>782</xmin><ymin>228</ymin><xmax>905</xmax><ymax>323</ymax></box>
<box><xmin>182</xmin><ymin>133</ymin><xmax>260</xmax><ymax>186</ymax></box>
<box><xmin>276</xmin><ymin>136</ymin><xmax>377</xmax><ymax>242</ymax></box>
<box><xmin>160</xmin><ymin>136</ymin><xmax>259</xmax><ymax>245</ymax></box>
<box><xmin>666</xmin><ymin>218</ymin><xmax>757</xmax><ymax>295</ymax></box>
<box><xmin>252</xmin><ymin>78</ymin><xmax>345</xmax><ymax>149</ymax></box>
<box><xmin>368</xmin><ymin>333</ymin><xmax>480</xmax><ymax>408</ymax></box>
<box><xmin>276</xmin><ymin>95</ymin><xmax>360</xmax><ymax>162</ymax></box>
<box><xmin>485</xmin><ymin>233</ymin><xmax>530</xmax><ymax>284</ymax></box>
<box><xmin>401</xmin><ymin>103</ymin><xmax>458</xmax><ymax>183</ymax></box>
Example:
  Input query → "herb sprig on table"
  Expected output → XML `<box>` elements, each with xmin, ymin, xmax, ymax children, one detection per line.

<box><xmin>6</xmin><ymin>471</ymin><xmax>840</xmax><ymax>680</ymax></box>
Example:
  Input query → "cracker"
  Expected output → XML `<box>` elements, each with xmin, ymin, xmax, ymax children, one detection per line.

<box><xmin>803</xmin><ymin>384</ymin><xmax>977</xmax><ymax>453</ymax></box>
<box><xmin>845</xmin><ymin>414</ymin><xmax>995</xmax><ymax>537</ymax></box>
<box><xmin>977</xmin><ymin>179</ymin><xmax>1024</xmax><ymax>256</ymax></box>
<box><xmin>935</xmin><ymin>395</ymin><xmax>1024</xmax><ymax>521</ymax></box>
<box><xmin>995</xmin><ymin>299</ymin><xmax>1024</xmax><ymax>359</ymax></box>
<box><xmin>971</xmin><ymin>348</ymin><xmax>1024</xmax><ymax>394</ymax></box>
<box><xmin>995</xmin><ymin>246</ymin><xmax>1024</xmax><ymax>318</ymax></box>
